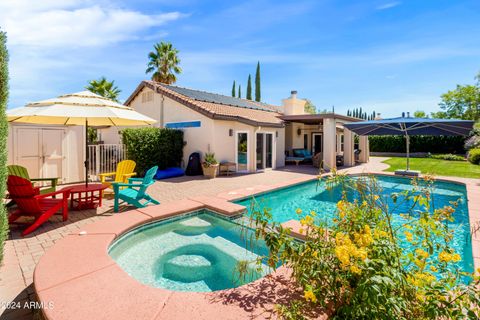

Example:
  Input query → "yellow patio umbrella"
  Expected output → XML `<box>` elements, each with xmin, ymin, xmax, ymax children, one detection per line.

<box><xmin>7</xmin><ymin>91</ymin><xmax>157</xmax><ymax>186</ymax></box>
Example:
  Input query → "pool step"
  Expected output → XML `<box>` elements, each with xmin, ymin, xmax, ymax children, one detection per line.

<box><xmin>173</xmin><ymin>217</ymin><xmax>212</xmax><ymax>236</ymax></box>
<box><xmin>162</xmin><ymin>254</ymin><xmax>214</xmax><ymax>282</ymax></box>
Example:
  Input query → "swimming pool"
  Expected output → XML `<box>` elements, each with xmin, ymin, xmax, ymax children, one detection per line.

<box><xmin>109</xmin><ymin>210</ymin><xmax>270</xmax><ymax>292</ymax></box>
<box><xmin>236</xmin><ymin>174</ymin><xmax>474</xmax><ymax>273</ymax></box>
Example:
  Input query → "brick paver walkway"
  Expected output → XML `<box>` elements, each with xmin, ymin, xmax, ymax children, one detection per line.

<box><xmin>1</xmin><ymin>158</ymin><xmax>449</xmax><ymax>320</ymax></box>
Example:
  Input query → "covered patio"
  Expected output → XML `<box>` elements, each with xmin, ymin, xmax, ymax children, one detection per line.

<box><xmin>279</xmin><ymin>113</ymin><xmax>370</xmax><ymax>170</ymax></box>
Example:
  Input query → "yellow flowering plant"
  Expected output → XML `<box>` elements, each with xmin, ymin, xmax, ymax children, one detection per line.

<box><xmin>241</xmin><ymin>173</ymin><xmax>480</xmax><ymax>319</ymax></box>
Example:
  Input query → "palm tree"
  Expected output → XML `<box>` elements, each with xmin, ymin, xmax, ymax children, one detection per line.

<box><xmin>86</xmin><ymin>77</ymin><xmax>121</xmax><ymax>102</ymax></box>
<box><xmin>146</xmin><ymin>42</ymin><xmax>182</xmax><ymax>84</ymax></box>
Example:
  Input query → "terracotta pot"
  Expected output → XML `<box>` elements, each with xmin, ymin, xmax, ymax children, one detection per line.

<box><xmin>202</xmin><ymin>164</ymin><xmax>219</xmax><ymax>179</ymax></box>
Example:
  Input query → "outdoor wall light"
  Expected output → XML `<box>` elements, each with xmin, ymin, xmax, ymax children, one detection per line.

<box><xmin>229</xmin><ymin>129</ymin><xmax>233</xmax><ymax>136</ymax></box>
<box><xmin>276</xmin><ymin>131</ymin><xmax>278</xmax><ymax>137</ymax></box>
<box><xmin>297</xmin><ymin>128</ymin><xmax>302</xmax><ymax>136</ymax></box>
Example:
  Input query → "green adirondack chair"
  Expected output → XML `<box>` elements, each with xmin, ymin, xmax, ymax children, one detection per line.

<box><xmin>7</xmin><ymin>165</ymin><xmax>59</xmax><ymax>195</ymax></box>
<box><xmin>112</xmin><ymin>166</ymin><xmax>160</xmax><ymax>212</ymax></box>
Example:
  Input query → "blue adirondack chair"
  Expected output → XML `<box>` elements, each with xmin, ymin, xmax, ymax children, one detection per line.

<box><xmin>112</xmin><ymin>166</ymin><xmax>160</xmax><ymax>212</ymax></box>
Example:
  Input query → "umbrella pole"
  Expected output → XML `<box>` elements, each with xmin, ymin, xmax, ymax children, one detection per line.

<box><xmin>85</xmin><ymin>119</ymin><xmax>89</xmax><ymax>187</ymax></box>
<box><xmin>406</xmin><ymin>134</ymin><xmax>410</xmax><ymax>171</ymax></box>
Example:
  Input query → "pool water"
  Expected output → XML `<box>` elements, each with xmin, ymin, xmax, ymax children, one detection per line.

<box><xmin>236</xmin><ymin>175</ymin><xmax>474</xmax><ymax>273</ymax></box>
<box><xmin>109</xmin><ymin>211</ymin><xmax>270</xmax><ymax>292</ymax></box>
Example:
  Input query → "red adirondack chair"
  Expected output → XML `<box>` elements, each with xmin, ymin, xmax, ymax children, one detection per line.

<box><xmin>7</xmin><ymin>175</ymin><xmax>70</xmax><ymax>236</ymax></box>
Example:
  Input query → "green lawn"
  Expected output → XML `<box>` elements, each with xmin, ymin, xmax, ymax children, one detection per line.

<box><xmin>381</xmin><ymin>157</ymin><xmax>480</xmax><ymax>178</ymax></box>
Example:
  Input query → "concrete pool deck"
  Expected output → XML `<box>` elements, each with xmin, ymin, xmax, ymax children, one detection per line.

<box><xmin>33</xmin><ymin>167</ymin><xmax>480</xmax><ymax>320</ymax></box>
<box><xmin>2</xmin><ymin>157</ymin><xmax>479</xmax><ymax>319</ymax></box>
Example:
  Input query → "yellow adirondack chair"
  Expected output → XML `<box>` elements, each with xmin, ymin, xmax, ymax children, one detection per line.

<box><xmin>99</xmin><ymin>160</ymin><xmax>136</xmax><ymax>191</ymax></box>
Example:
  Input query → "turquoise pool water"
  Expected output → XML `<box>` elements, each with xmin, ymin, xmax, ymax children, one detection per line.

<box><xmin>109</xmin><ymin>211</ymin><xmax>270</xmax><ymax>292</ymax></box>
<box><xmin>236</xmin><ymin>175</ymin><xmax>474</xmax><ymax>273</ymax></box>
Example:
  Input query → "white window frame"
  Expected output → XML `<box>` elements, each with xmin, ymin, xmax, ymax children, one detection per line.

<box><xmin>235</xmin><ymin>131</ymin><xmax>250</xmax><ymax>173</ymax></box>
<box><xmin>255</xmin><ymin>131</ymin><xmax>276</xmax><ymax>171</ymax></box>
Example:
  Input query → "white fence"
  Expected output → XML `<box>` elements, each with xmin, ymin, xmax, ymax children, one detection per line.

<box><xmin>88</xmin><ymin>144</ymin><xmax>127</xmax><ymax>180</ymax></box>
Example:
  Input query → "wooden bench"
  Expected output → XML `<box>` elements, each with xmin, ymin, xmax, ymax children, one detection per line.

<box><xmin>219</xmin><ymin>162</ymin><xmax>236</xmax><ymax>176</ymax></box>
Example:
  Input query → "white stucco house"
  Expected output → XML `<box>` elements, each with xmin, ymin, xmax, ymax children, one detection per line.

<box><xmin>102</xmin><ymin>81</ymin><xmax>369</xmax><ymax>173</ymax></box>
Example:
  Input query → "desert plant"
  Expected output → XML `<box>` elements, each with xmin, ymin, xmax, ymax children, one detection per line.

<box><xmin>86</xmin><ymin>76</ymin><xmax>121</xmax><ymax>102</ymax></box>
<box><xmin>146</xmin><ymin>42</ymin><xmax>182</xmax><ymax>84</ymax></box>
<box><xmin>467</xmin><ymin>148</ymin><xmax>480</xmax><ymax>164</ymax></box>
<box><xmin>241</xmin><ymin>174</ymin><xmax>480</xmax><ymax>319</ymax></box>
<box><xmin>202</xmin><ymin>153</ymin><xmax>218</xmax><ymax>167</ymax></box>
<box><xmin>0</xmin><ymin>30</ymin><xmax>8</xmax><ymax>263</ymax></box>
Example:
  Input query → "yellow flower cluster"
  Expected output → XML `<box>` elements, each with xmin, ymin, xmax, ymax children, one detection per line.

<box><xmin>334</xmin><ymin>228</ymin><xmax>370</xmax><ymax>271</ymax></box>
<box><xmin>304</xmin><ymin>289</ymin><xmax>317</xmax><ymax>303</ymax></box>
<box><xmin>438</xmin><ymin>251</ymin><xmax>461</xmax><ymax>263</ymax></box>
<box><xmin>404</xmin><ymin>231</ymin><xmax>413</xmax><ymax>242</ymax></box>
<box><xmin>300</xmin><ymin>215</ymin><xmax>314</xmax><ymax>226</ymax></box>
<box><xmin>408</xmin><ymin>272</ymin><xmax>436</xmax><ymax>287</ymax></box>
<box><xmin>354</xmin><ymin>225</ymin><xmax>373</xmax><ymax>247</ymax></box>
<box><xmin>373</xmin><ymin>229</ymin><xmax>388</xmax><ymax>239</ymax></box>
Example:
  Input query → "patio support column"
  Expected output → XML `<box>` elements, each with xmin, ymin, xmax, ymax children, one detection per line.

<box><xmin>323</xmin><ymin>118</ymin><xmax>336</xmax><ymax>170</ymax></box>
<box><xmin>359</xmin><ymin>135</ymin><xmax>369</xmax><ymax>163</ymax></box>
<box><xmin>344</xmin><ymin>128</ymin><xmax>354</xmax><ymax>166</ymax></box>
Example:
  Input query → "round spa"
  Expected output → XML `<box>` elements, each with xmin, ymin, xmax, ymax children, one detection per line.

<box><xmin>108</xmin><ymin>210</ymin><xmax>271</xmax><ymax>292</ymax></box>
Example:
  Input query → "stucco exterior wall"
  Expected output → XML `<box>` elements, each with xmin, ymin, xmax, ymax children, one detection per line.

<box><xmin>123</xmin><ymin>87</ymin><xmax>285</xmax><ymax>172</ymax></box>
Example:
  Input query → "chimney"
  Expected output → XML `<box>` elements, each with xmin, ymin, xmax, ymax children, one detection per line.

<box><xmin>282</xmin><ymin>90</ymin><xmax>306</xmax><ymax>115</ymax></box>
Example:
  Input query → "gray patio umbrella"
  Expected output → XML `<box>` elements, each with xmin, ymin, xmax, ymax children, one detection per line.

<box><xmin>344</xmin><ymin>116</ymin><xmax>474</xmax><ymax>174</ymax></box>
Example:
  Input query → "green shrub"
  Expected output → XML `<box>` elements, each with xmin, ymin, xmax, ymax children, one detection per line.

<box><xmin>468</xmin><ymin>148</ymin><xmax>480</xmax><ymax>164</ymax></box>
<box><xmin>0</xmin><ymin>31</ymin><xmax>9</xmax><ymax>263</ymax></box>
<box><xmin>121</xmin><ymin>127</ymin><xmax>184</xmax><ymax>175</ymax></box>
<box><xmin>369</xmin><ymin>135</ymin><xmax>466</xmax><ymax>153</ymax></box>
<box><xmin>428</xmin><ymin>153</ymin><xmax>465</xmax><ymax>161</ymax></box>
<box><xmin>243</xmin><ymin>174</ymin><xmax>480</xmax><ymax>319</ymax></box>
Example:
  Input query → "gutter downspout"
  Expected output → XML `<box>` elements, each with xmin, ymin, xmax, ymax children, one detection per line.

<box><xmin>160</xmin><ymin>94</ymin><xmax>165</xmax><ymax>128</ymax></box>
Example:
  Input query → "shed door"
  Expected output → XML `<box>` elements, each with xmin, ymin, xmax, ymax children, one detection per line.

<box><xmin>15</xmin><ymin>128</ymin><xmax>64</xmax><ymax>182</ymax></box>
<box><xmin>16</xmin><ymin>128</ymin><xmax>42</xmax><ymax>178</ymax></box>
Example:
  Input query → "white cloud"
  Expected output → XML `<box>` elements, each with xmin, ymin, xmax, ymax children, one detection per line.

<box><xmin>0</xmin><ymin>1</ymin><xmax>185</xmax><ymax>48</ymax></box>
<box><xmin>376</xmin><ymin>2</ymin><xmax>401</xmax><ymax>10</ymax></box>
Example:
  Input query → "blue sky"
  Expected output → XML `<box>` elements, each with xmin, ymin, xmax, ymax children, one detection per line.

<box><xmin>1</xmin><ymin>0</ymin><xmax>479</xmax><ymax>117</ymax></box>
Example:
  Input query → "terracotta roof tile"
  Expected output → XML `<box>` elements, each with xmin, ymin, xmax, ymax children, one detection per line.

<box><xmin>125</xmin><ymin>81</ymin><xmax>284</xmax><ymax>127</ymax></box>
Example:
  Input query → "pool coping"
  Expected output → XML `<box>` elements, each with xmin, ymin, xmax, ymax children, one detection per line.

<box><xmin>34</xmin><ymin>172</ymin><xmax>479</xmax><ymax>320</ymax></box>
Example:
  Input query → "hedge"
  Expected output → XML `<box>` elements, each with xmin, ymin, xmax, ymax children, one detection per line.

<box><xmin>0</xmin><ymin>31</ymin><xmax>8</xmax><ymax>263</ymax></box>
<box><xmin>468</xmin><ymin>149</ymin><xmax>480</xmax><ymax>164</ymax></box>
<box><xmin>121</xmin><ymin>127</ymin><xmax>184</xmax><ymax>176</ymax></box>
<box><xmin>369</xmin><ymin>135</ymin><xmax>466</xmax><ymax>154</ymax></box>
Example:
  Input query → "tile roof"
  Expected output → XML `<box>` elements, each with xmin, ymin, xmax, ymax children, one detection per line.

<box><xmin>125</xmin><ymin>81</ymin><xmax>284</xmax><ymax>127</ymax></box>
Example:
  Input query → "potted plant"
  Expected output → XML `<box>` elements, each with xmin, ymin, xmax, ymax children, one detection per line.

<box><xmin>202</xmin><ymin>153</ymin><xmax>219</xmax><ymax>179</ymax></box>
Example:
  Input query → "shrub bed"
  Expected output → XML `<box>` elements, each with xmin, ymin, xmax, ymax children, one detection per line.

<box><xmin>121</xmin><ymin>127</ymin><xmax>184</xmax><ymax>175</ymax></box>
<box><xmin>0</xmin><ymin>31</ymin><xmax>8</xmax><ymax>263</ymax></box>
<box><xmin>369</xmin><ymin>135</ymin><xmax>466</xmax><ymax>154</ymax></box>
<box><xmin>427</xmin><ymin>153</ymin><xmax>465</xmax><ymax>161</ymax></box>
<box><xmin>468</xmin><ymin>148</ymin><xmax>480</xmax><ymax>164</ymax></box>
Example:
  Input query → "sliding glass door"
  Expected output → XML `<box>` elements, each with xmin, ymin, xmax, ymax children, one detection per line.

<box><xmin>256</xmin><ymin>132</ymin><xmax>274</xmax><ymax>170</ymax></box>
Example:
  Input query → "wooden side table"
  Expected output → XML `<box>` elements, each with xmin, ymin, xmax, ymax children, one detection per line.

<box><xmin>219</xmin><ymin>162</ymin><xmax>237</xmax><ymax>176</ymax></box>
<box><xmin>62</xmin><ymin>184</ymin><xmax>108</xmax><ymax>210</ymax></box>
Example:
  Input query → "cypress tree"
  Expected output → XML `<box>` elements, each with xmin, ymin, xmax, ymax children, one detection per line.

<box><xmin>231</xmin><ymin>80</ymin><xmax>236</xmax><ymax>97</ymax></box>
<box><xmin>246</xmin><ymin>74</ymin><xmax>252</xmax><ymax>100</ymax></box>
<box><xmin>238</xmin><ymin>85</ymin><xmax>241</xmax><ymax>98</ymax></box>
<box><xmin>255</xmin><ymin>61</ymin><xmax>261</xmax><ymax>102</ymax></box>
<box><xmin>0</xmin><ymin>30</ymin><xmax>8</xmax><ymax>263</ymax></box>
